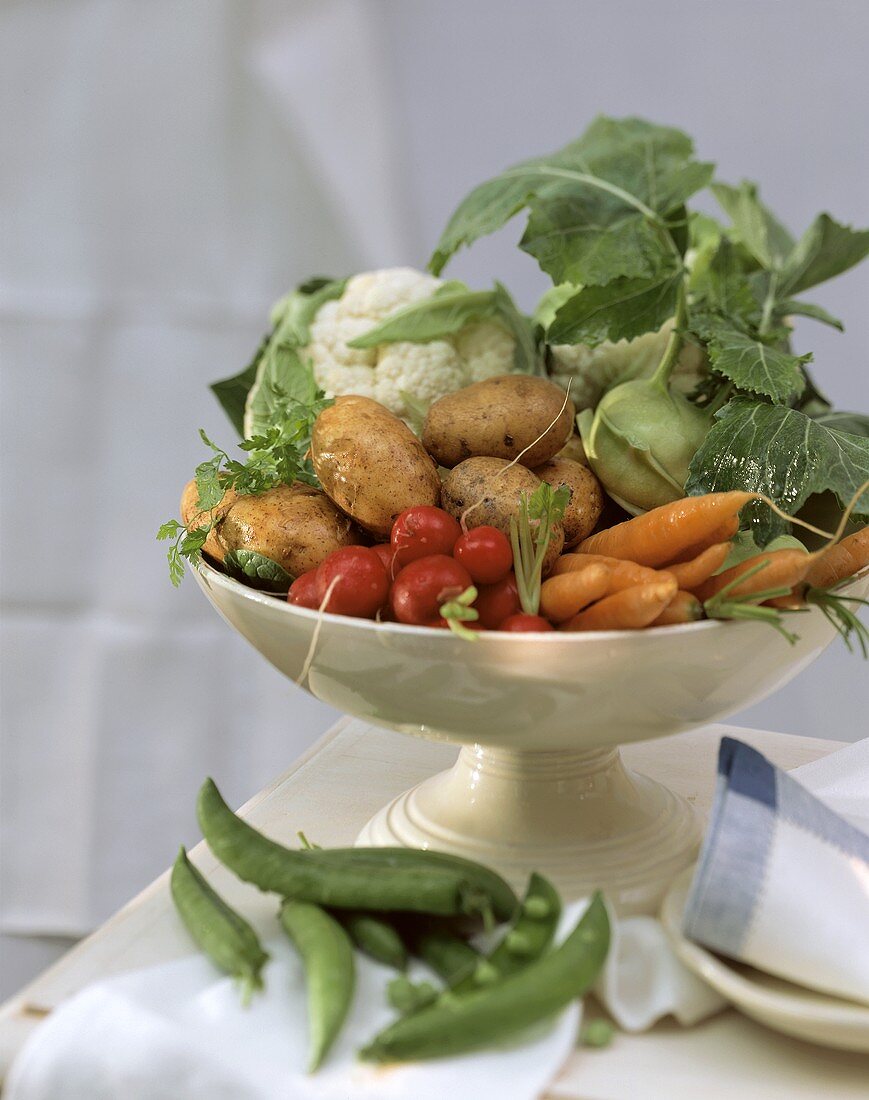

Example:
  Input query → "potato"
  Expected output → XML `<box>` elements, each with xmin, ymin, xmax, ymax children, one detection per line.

<box><xmin>180</xmin><ymin>478</ymin><xmax>238</xmax><ymax>563</ymax></box>
<box><xmin>422</xmin><ymin>375</ymin><xmax>576</xmax><ymax>469</ymax></box>
<box><xmin>441</xmin><ymin>457</ymin><xmax>564</xmax><ymax>574</ymax></box>
<box><xmin>312</xmin><ymin>396</ymin><xmax>441</xmax><ymax>538</ymax></box>
<box><xmin>534</xmin><ymin>457</ymin><xmax>604</xmax><ymax>548</ymax></box>
<box><xmin>216</xmin><ymin>482</ymin><xmax>362</xmax><ymax>577</ymax></box>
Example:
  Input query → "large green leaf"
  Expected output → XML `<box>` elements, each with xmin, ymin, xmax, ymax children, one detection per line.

<box><xmin>430</xmin><ymin>116</ymin><xmax>712</xmax><ymax>283</ymax></box>
<box><xmin>210</xmin><ymin>334</ymin><xmax>270</xmax><ymax>436</ymax></box>
<box><xmin>686</xmin><ymin>396</ymin><xmax>869</xmax><ymax>543</ymax></box>
<box><xmin>778</xmin><ymin>214</ymin><xmax>869</xmax><ymax>296</ymax></box>
<box><xmin>711</xmin><ymin>181</ymin><xmax>794</xmax><ymax>270</ymax></box>
<box><xmin>775</xmin><ymin>298</ymin><xmax>844</xmax><ymax>332</ymax></box>
<box><xmin>705</xmin><ymin>329</ymin><xmax>809</xmax><ymax>402</ymax></box>
<box><xmin>546</xmin><ymin>266</ymin><xmax>682</xmax><ymax>346</ymax></box>
<box><xmin>347</xmin><ymin>280</ymin><xmax>541</xmax><ymax>374</ymax></box>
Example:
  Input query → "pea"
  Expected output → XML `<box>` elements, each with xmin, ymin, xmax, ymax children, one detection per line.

<box><xmin>359</xmin><ymin>892</ymin><xmax>610</xmax><ymax>1063</ymax></box>
<box><xmin>387</xmin><ymin>976</ymin><xmax>439</xmax><ymax>1015</ymax></box>
<box><xmin>197</xmin><ymin>779</ymin><xmax>517</xmax><ymax>920</ymax></box>
<box><xmin>170</xmin><ymin>847</ymin><xmax>269</xmax><ymax>1005</ymax></box>
<box><xmin>280</xmin><ymin>899</ymin><xmax>355</xmax><ymax>1072</ymax></box>
<box><xmin>335</xmin><ymin>911</ymin><xmax>408</xmax><ymax>970</ymax></box>
<box><xmin>453</xmin><ymin>872</ymin><xmax>561</xmax><ymax>995</ymax></box>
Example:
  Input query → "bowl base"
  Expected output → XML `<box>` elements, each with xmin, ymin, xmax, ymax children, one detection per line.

<box><xmin>356</xmin><ymin>744</ymin><xmax>701</xmax><ymax>915</ymax></box>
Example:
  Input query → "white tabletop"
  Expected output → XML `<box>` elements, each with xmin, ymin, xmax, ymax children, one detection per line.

<box><xmin>1</xmin><ymin>720</ymin><xmax>866</xmax><ymax>1098</ymax></box>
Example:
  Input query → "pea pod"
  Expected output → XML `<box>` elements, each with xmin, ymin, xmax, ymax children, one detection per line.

<box><xmin>360</xmin><ymin>892</ymin><xmax>610</xmax><ymax>1063</ymax></box>
<box><xmin>453</xmin><ymin>872</ymin><xmax>561</xmax><ymax>994</ymax></box>
<box><xmin>401</xmin><ymin>917</ymin><xmax>482</xmax><ymax>985</ymax></box>
<box><xmin>170</xmin><ymin>847</ymin><xmax>269</xmax><ymax>1005</ymax></box>
<box><xmin>280</xmin><ymin>899</ymin><xmax>355</xmax><ymax>1072</ymax></box>
<box><xmin>197</xmin><ymin>779</ymin><xmax>516</xmax><ymax>920</ymax></box>
<box><xmin>335</xmin><ymin>911</ymin><xmax>408</xmax><ymax>970</ymax></box>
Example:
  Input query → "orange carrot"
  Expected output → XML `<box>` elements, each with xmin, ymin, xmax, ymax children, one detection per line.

<box><xmin>553</xmin><ymin>553</ymin><xmax>673</xmax><ymax>594</ymax></box>
<box><xmin>563</xmin><ymin>578</ymin><xmax>678</xmax><ymax>631</ymax></box>
<box><xmin>805</xmin><ymin>526</ymin><xmax>869</xmax><ymax>589</ymax></box>
<box><xmin>577</xmin><ymin>492</ymin><xmax>753</xmax><ymax>568</ymax></box>
<box><xmin>540</xmin><ymin>563</ymin><xmax>611</xmax><ymax>623</ymax></box>
<box><xmin>765</xmin><ymin>592</ymin><xmax>807</xmax><ymax>611</ymax></box>
<box><xmin>650</xmin><ymin>590</ymin><xmax>703</xmax><ymax>626</ymax></box>
<box><xmin>694</xmin><ymin>549</ymin><xmax>811</xmax><ymax>603</ymax></box>
<box><xmin>667</xmin><ymin>543</ymin><xmax>731</xmax><ymax>590</ymax></box>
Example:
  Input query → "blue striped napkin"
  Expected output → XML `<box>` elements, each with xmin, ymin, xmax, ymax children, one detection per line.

<box><xmin>682</xmin><ymin>737</ymin><xmax>869</xmax><ymax>1006</ymax></box>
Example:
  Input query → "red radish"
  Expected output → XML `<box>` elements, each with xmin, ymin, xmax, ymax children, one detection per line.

<box><xmin>474</xmin><ymin>574</ymin><xmax>521</xmax><ymax>629</ymax></box>
<box><xmin>453</xmin><ymin>526</ymin><xmax>513</xmax><ymax>585</ymax></box>
<box><xmin>391</xmin><ymin>506</ymin><xmax>462</xmax><ymax>568</ymax></box>
<box><xmin>316</xmin><ymin>546</ymin><xmax>389</xmax><ymax>618</ymax></box>
<box><xmin>390</xmin><ymin>555</ymin><xmax>473</xmax><ymax>625</ymax></box>
<box><xmin>371</xmin><ymin>542</ymin><xmax>399</xmax><ymax>579</ymax></box>
<box><xmin>499</xmin><ymin>613</ymin><xmax>554</xmax><ymax>632</ymax></box>
<box><xmin>288</xmin><ymin>570</ymin><xmax>322</xmax><ymax>609</ymax></box>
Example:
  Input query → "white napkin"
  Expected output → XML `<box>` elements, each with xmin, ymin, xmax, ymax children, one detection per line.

<box><xmin>4</xmin><ymin>938</ymin><xmax>580</xmax><ymax>1100</ymax></box>
<box><xmin>682</xmin><ymin>737</ymin><xmax>869</xmax><ymax>1006</ymax></box>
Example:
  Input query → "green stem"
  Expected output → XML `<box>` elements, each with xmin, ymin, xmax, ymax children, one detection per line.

<box><xmin>759</xmin><ymin>272</ymin><xmax>778</xmax><ymax>337</ymax></box>
<box><xmin>650</xmin><ymin>281</ymin><xmax>689</xmax><ymax>390</ymax></box>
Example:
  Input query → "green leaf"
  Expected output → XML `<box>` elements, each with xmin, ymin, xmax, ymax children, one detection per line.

<box><xmin>157</xmin><ymin>520</ymin><xmax>183</xmax><ymax>541</ymax></box>
<box><xmin>546</xmin><ymin>267</ymin><xmax>682</xmax><ymax>346</ymax></box>
<box><xmin>779</xmin><ymin>214</ymin><xmax>869</xmax><ymax>296</ymax></box>
<box><xmin>810</xmin><ymin>410</ymin><xmax>869</xmax><ymax>439</ymax></box>
<box><xmin>711</xmin><ymin>181</ymin><xmax>794</xmax><ymax>270</ymax></box>
<box><xmin>347</xmin><ymin>280</ymin><xmax>540</xmax><ymax>375</ymax></box>
<box><xmin>430</xmin><ymin>116</ymin><xmax>711</xmax><ymax>281</ymax></box>
<box><xmin>775</xmin><ymin>299</ymin><xmax>844</xmax><ymax>332</ymax></box>
<box><xmin>686</xmin><ymin>396</ymin><xmax>869</xmax><ymax>543</ymax></box>
<box><xmin>347</xmin><ymin>285</ymin><xmax>497</xmax><ymax>346</ymax></box>
<box><xmin>705</xmin><ymin>329</ymin><xmax>809</xmax><ymax>402</ymax></box>
<box><xmin>224</xmin><ymin>550</ymin><xmax>294</xmax><ymax>593</ymax></box>
<box><xmin>210</xmin><ymin>334</ymin><xmax>270</xmax><ymax>436</ymax></box>
<box><xmin>519</xmin><ymin>193</ymin><xmax>671</xmax><ymax>286</ymax></box>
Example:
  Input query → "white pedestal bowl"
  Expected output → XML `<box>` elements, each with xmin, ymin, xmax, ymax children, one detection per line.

<box><xmin>193</xmin><ymin>560</ymin><xmax>860</xmax><ymax>914</ymax></box>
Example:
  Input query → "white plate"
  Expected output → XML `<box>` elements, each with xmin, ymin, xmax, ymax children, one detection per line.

<box><xmin>660</xmin><ymin>867</ymin><xmax>869</xmax><ymax>1053</ymax></box>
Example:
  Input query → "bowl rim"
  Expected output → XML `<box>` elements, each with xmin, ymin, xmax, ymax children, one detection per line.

<box><xmin>194</xmin><ymin>555</ymin><xmax>730</xmax><ymax>642</ymax></box>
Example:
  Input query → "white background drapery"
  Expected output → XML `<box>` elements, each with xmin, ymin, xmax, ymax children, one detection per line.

<box><xmin>2</xmin><ymin>0</ymin><xmax>867</xmax><ymax>994</ymax></box>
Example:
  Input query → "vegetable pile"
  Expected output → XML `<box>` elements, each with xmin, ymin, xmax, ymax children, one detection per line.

<box><xmin>160</xmin><ymin>115</ymin><xmax>869</xmax><ymax>647</ymax></box>
<box><xmin>172</xmin><ymin>778</ymin><xmax>610</xmax><ymax>1069</ymax></box>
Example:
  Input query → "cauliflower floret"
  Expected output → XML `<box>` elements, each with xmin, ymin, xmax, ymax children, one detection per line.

<box><xmin>302</xmin><ymin>268</ymin><xmax>519</xmax><ymax>422</ymax></box>
<box><xmin>549</xmin><ymin>319</ymin><xmax>706</xmax><ymax>410</ymax></box>
<box><xmin>455</xmin><ymin>322</ymin><xmax>517</xmax><ymax>383</ymax></box>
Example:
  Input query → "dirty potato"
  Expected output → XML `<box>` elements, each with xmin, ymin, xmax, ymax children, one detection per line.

<box><xmin>534</xmin><ymin>457</ymin><xmax>604</xmax><ymax>548</ymax></box>
<box><xmin>215</xmin><ymin>482</ymin><xmax>362</xmax><ymax>577</ymax></box>
<box><xmin>312</xmin><ymin>396</ymin><xmax>441</xmax><ymax>538</ymax></box>
<box><xmin>422</xmin><ymin>375</ymin><xmax>576</xmax><ymax>469</ymax></box>
<box><xmin>441</xmin><ymin>457</ymin><xmax>564</xmax><ymax>573</ymax></box>
<box><xmin>180</xmin><ymin>478</ymin><xmax>238</xmax><ymax>563</ymax></box>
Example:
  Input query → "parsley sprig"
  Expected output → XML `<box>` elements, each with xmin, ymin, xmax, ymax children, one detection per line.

<box><xmin>157</xmin><ymin>384</ymin><xmax>331</xmax><ymax>586</ymax></box>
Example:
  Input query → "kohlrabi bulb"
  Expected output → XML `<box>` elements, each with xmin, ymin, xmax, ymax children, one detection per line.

<box><xmin>578</xmin><ymin>378</ymin><xmax>712</xmax><ymax>515</ymax></box>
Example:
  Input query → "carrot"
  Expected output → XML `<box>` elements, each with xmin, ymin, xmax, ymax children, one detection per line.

<box><xmin>539</xmin><ymin>563</ymin><xmax>611</xmax><ymax>623</ymax></box>
<box><xmin>650</xmin><ymin>590</ymin><xmax>704</xmax><ymax>626</ymax></box>
<box><xmin>667</xmin><ymin>543</ymin><xmax>731</xmax><ymax>590</ymax></box>
<box><xmin>765</xmin><ymin>592</ymin><xmax>807</xmax><ymax>611</ymax></box>
<box><xmin>694</xmin><ymin>549</ymin><xmax>811</xmax><ymax>603</ymax></box>
<box><xmin>805</xmin><ymin>526</ymin><xmax>869</xmax><ymax>589</ymax></box>
<box><xmin>577</xmin><ymin>492</ymin><xmax>753</xmax><ymax>568</ymax></box>
<box><xmin>553</xmin><ymin>552</ymin><xmax>673</xmax><ymax>591</ymax></box>
<box><xmin>563</xmin><ymin>578</ymin><xmax>678</xmax><ymax>632</ymax></box>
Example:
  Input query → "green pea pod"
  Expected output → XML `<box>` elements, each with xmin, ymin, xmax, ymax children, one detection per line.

<box><xmin>335</xmin><ymin>911</ymin><xmax>408</xmax><ymax>970</ymax></box>
<box><xmin>170</xmin><ymin>847</ymin><xmax>269</xmax><ymax>1005</ymax></box>
<box><xmin>401</xmin><ymin>917</ymin><xmax>482</xmax><ymax>986</ymax></box>
<box><xmin>197</xmin><ymin>779</ymin><xmax>516</xmax><ymax>920</ymax></box>
<box><xmin>387</xmin><ymin>976</ymin><xmax>439</xmax><ymax>1015</ymax></box>
<box><xmin>453</xmin><ymin>872</ymin><xmax>561</xmax><ymax>995</ymax></box>
<box><xmin>360</xmin><ymin>892</ymin><xmax>610</xmax><ymax>1063</ymax></box>
<box><xmin>280</xmin><ymin>899</ymin><xmax>356</xmax><ymax>1072</ymax></box>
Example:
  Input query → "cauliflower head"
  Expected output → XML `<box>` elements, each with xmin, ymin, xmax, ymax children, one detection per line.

<box><xmin>305</xmin><ymin>268</ymin><xmax>516</xmax><ymax>421</ymax></box>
